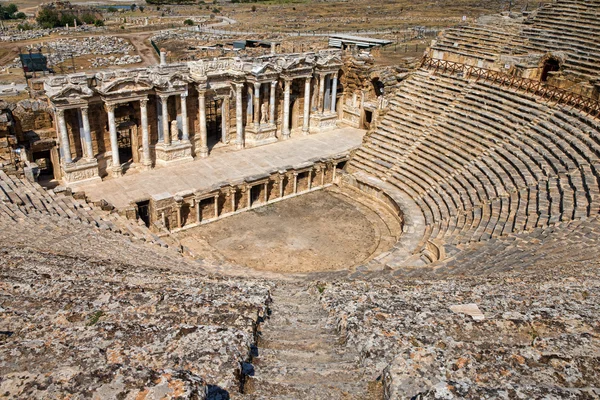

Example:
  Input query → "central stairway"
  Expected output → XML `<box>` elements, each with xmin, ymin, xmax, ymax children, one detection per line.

<box><xmin>243</xmin><ymin>283</ymin><xmax>379</xmax><ymax>399</ymax></box>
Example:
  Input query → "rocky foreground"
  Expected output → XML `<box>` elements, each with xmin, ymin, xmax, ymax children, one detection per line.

<box><xmin>318</xmin><ymin>261</ymin><xmax>600</xmax><ymax>399</ymax></box>
<box><xmin>0</xmin><ymin>217</ymin><xmax>272</xmax><ymax>399</ymax></box>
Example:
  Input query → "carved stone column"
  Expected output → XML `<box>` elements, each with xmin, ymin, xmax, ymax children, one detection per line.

<box><xmin>331</xmin><ymin>72</ymin><xmax>338</xmax><ymax>114</ymax></box>
<box><xmin>253</xmin><ymin>82</ymin><xmax>260</xmax><ymax>129</ymax></box>
<box><xmin>198</xmin><ymin>89</ymin><xmax>208</xmax><ymax>158</ymax></box>
<box><xmin>140</xmin><ymin>98</ymin><xmax>151</xmax><ymax>170</ymax></box>
<box><xmin>308</xmin><ymin>168</ymin><xmax>313</xmax><ymax>190</ymax></box>
<box><xmin>175</xmin><ymin>195</ymin><xmax>183</xmax><ymax>228</ymax></box>
<box><xmin>181</xmin><ymin>92</ymin><xmax>189</xmax><ymax>142</ymax></box>
<box><xmin>303</xmin><ymin>77</ymin><xmax>311</xmax><ymax>134</ymax></box>
<box><xmin>246</xmin><ymin>84</ymin><xmax>253</xmax><ymax>127</ymax></box>
<box><xmin>221</xmin><ymin>96</ymin><xmax>229</xmax><ymax>144</ymax></box>
<box><xmin>106</xmin><ymin>103</ymin><xmax>121</xmax><ymax>176</ymax></box>
<box><xmin>235</xmin><ymin>83</ymin><xmax>244</xmax><ymax>149</ymax></box>
<box><xmin>160</xmin><ymin>94</ymin><xmax>170</xmax><ymax>145</ymax></box>
<box><xmin>80</xmin><ymin>106</ymin><xmax>94</xmax><ymax>160</ymax></box>
<box><xmin>282</xmin><ymin>78</ymin><xmax>292</xmax><ymax>140</ymax></box>
<box><xmin>293</xmin><ymin>171</ymin><xmax>298</xmax><ymax>194</ymax></box>
<box><xmin>318</xmin><ymin>73</ymin><xmax>326</xmax><ymax>113</ymax></box>
<box><xmin>214</xmin><ymin>194</ymin><xmax>219</xmax><ymax>218</ymax></box>
<box><xmin>56</xmin><ymin>109</ymin><xmax>72</xmax><ymax>164</ymax></box>
<box><xmin>269</xmin><ymin>80</ymin><xmax>277</xmax><ymax>125</ymax></box>
<box><xmin>264</xmin><ymin>182</ymin><xmax>269</xmax><ymax>203</ymax></box>
<box><xmin>196</xmin><ymin>197</ymin><xmax>201</xmax><ymax>223</ymax></box>
<box><xmin>278</xmin><ymin>173</ymin><xmax>285</xmax><ymax>198</ymax></box>
<box><xmin>230</xmin><ymin>187</ymin><xmax>237</xmax><ymax>211</ymax></box>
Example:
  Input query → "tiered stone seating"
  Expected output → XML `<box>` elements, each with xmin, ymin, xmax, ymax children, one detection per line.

<box><xmin>431</xmin><ymin>23</ymin><xmax>525</xmax><ymax>63</ymax></box>
<box><xmin>0</xmin><ymin>170</ymin><xmax>165</xmax><ymax>245</ymax></box>
<box><xmin>348</xmin><ymin>68</ymin><xmax>600</xmax><ymax>264</ymax></box>
<box><xmin>520</xmin><ymin>0</ymin><xmax>600</xmax><ymax>79</ymax></box>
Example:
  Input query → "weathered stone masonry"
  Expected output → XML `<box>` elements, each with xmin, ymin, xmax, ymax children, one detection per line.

<box><xmin>44</xmin><ymin>50</ymin><xmax>353</xmax><ymax>186</ymax></box>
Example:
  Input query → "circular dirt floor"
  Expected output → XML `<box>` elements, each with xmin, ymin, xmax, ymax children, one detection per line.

<box><xmin>176</xmin><ymin>190</ymin><xmax>391</xmax><ymax>273</ymax></box>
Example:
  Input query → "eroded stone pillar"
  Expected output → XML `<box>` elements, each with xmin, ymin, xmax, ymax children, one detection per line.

<box><xmin>221</xmin><ymin>96</ymin><xmax>229</xmax><ymax>143</ymax></box>
<box><xmin>282</xmin><ymin>78</ymin><xmax>291</xmax><ymax>140</ymax></box>
<box><xmin>160</xmin><ymin>95</ymin><xmax>170</xmax><ymax>145</ymax></box>
<box><xmin>196</xmin><ymin>198</ymin><xmax>201</xmax><ymax>223</ymax></box>
<box><xmin>175</xmin><ymin>196</ymin><xmax>183</xmax><ymax>228</ymax></box>
<box><xmin>106</xmin><ymin>103</ymin><xmax>121</xmax><ymax>176</ymax></box>
<box><xmin>303</xmin><ymin>77</ymin><xmax>311</xmax><ymax>134</ymax></box>
<box><xmin>214</xmin><ymin>194</ymin><xmax>219</xmax><ymax>218</ymax></box>
<box><xmin>246</xmin><ymin>84</ymin><xmax>253</xmax><ymax>127</ymax></box>
<box><xmin>253</xmin><ymin>82</ymin><xmax>260</xmax><ymax>129</ymax></box>
<box><xmin>293</xmin><ymin>172</ymin><xmax>298</xmax><ymax>194</ymax></box>
<box><xmin>80</xmin><ymin>106</ymin><xmax>94</xmax><ymax>160</ymax></box>
<box><xmin>278</xmin><ymin>174</ymin><xmax>285</xmax><ymax>198</ymax></box>
<box><xmin>198</xmin><ymin>89</ymin><xmax>208</xmax><ymax>158</ymax></box>
<box><xmin>235</xmin><ymin>83</ymin><xmax>244</xmax><ymax>149</ymax></box>
<box><xmin>318</xmin><ymin>73</ymin><xmax>326</xmax><ymax>113</ymax></box>
<box><xmin>140</xmin><ymin>98</ymin><xmax>151</xmax><ymax>169</ymax></box>
<box><xmin>56</xmin><ymin>109</ymin><xmax>72</xmax><ymax>164</ymax></box>
<box><xmin>181</xmin><ymin>92</ymin><xmax>189</xmax><ymax>142</ymax></box>
<box><xmin>331</xmin><ymin>72</ymin><xmax>338</xmax><ymax>114</ymax></box>
<box><xmin>269</xmin><ymin>81</ymin><xmax>276</xmax><ymax>125</ymax></box>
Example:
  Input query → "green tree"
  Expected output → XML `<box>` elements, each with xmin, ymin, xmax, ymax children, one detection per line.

<box><xmin>81</xmin><ymin>13</ymin><xmax>96</xmax><ymax>24</ymax></box>
<box><xmin>139</xmin><ymin>6</ymin><xmax>145</xmax><ymax>12</ymax></box>
<box><xmin>15</xmin><ymin>11</ymin><xmax>26</xmax><ymax>19</ymax></box>
<box><xmin>59</xmin><ymin>13</ymin><xmax>81</xmax><ymax>27</ymax></box>
<box><xmin>94</xmin><ymin>19</ymin><xmax>104</xmax><ymax>27</ymax></box>
<box><xmin>130</xmin><ymin>4</ymin><xmax>137</xmax><ymax>11</ymax></box>
<box><xmin>183</xmin><ymin>18</ymin><xmax>194</xmax><ymax>25</ymax></box>
<box><xmin>36</xmin><ymin>8</ymin><xmax>60</xmax><ymax>28</ymax></box>
<box><xmin>107</xmin><ymin>6</ymin><xmax>117</xmax><ymax>12</ymax></box>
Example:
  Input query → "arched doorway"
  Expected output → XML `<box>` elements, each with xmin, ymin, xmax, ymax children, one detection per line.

<box><xmin>371</xmin><ymin>77</ymin><xmax>385</xmax><ymax>97</ymax></box>
<box><xmin>541</xmin><ymin>58</ymin><xmax>560</xmax><ymax>82</ymax></box>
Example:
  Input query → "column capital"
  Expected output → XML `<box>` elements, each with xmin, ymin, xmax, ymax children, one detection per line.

<box><xmin>158</xmin><ymin>93</ymin><xmax>170</xmax><ymax>101</ymax></box>
<box><xmin>104</xmin><ymin>103</ymin><xmax>116</xmax><ymax>113</ymax></box>
<box><xmin>253</xmin><ymin>81</ymin><xmax>261</xmax><ymax>89</ymax></box>
<box><xmin>140</xmin><ymin>98</ymin><xmax>149</xmax><ymax>107</ymax></box>
<box><xmin>55</xmin><ymin>108</ymin><xmax>65</xmax><ymax>117</ymax></box>
<box><xmin>180</xmin><ymin>92</ymin><xmax>188</xmax><ymax>99</ymax></box>
<box><xmin>271</xmin><ymin>80</ymin><xmax>278</xmax><ymax>87</ymax></box>
<box><xmin>80</xmin><ymin>105</ymin><xmax>89</xmax><ymax>114</ymax></box>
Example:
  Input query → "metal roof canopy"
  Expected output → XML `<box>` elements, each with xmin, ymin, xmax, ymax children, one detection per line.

<box><xmin>328</xmin><ymin>34</ymin><xmax>392</xmax><ymax>49</ymax></box>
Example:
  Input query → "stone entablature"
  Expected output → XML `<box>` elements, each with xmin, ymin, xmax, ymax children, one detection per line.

<box><xmin>141</xmin><ymin>155</ymin><xmax>348</xmax><ymax>233</ymax></box>
<box><xmin>43</xmin><ymin>50</ymin><xmax>347</xmax><ymax>186</ymax></box>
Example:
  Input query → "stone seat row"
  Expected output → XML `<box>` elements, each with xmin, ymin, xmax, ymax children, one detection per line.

<box><xmin>0</xmin><ymin>170</ymin><xmax>164</xmax><ymax>246</ymax></box>
<box><xmin>348</xmin><ymin>70</ymin><xmax>600</xmax><ymax>264</ymax></box>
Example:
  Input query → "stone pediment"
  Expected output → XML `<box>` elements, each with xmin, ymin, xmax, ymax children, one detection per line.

<box><xmin>316</xmin><ymin>53</ymin><xmax>343</xmax><ymax>70</ymax></box>
<box><xmin>282</xmin><ymin>55</ymin><xmax>317</xmax><ymax>73</ymax></box>
<box><xmin>100</xmin><ymin>78</ymin><xmax>153</xmax><ymax>95</ymax></box>
<box><xmin>250</xmin><ymin>61</ymin><xmax>282</xmax><ymax>77</ymax></box>
<box><xmin>47</xmin><ymin>83</ymin><xmax>94</xmax><ymax>101</ymax></box>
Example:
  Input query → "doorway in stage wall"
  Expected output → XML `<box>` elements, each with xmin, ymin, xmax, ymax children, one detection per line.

<box><xmin>116</xmin><ymin>124</ymin><xmax>134</xmax><ymax>170</ymax></box>
<box><xmin>206</xmin><ymin>98</ymin><xmax>222</xmax><ymax>150</ymax></box>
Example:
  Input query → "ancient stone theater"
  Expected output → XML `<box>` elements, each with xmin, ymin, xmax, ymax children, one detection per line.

<box><xmin>1</xmin><ymin>0</ymin><xmax>600</xmax><ymax>399</ymax></box>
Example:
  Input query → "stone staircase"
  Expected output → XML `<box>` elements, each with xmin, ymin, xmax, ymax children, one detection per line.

<box><xmin>243</xmin><ymin>282</ymin><xmax>381</xmax><ymax>399</ymax></box>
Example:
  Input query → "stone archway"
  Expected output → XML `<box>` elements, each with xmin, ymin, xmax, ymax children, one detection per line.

<box><xmin>539</xmin><ymin>55</ymin><xmax>562</xmax><ymax>82</ymax></box>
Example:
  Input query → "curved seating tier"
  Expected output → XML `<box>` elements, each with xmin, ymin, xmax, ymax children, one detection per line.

<box><xmin>348</xmin><ymin>69</ymin><xmax>600</xmax><ymax>266</ymax></box>
<box><xmin>0</xmin><ymin>170</ymin><xmax>165</xmax><ymax>246</ymax></box>
<box><xmin>430</xmin><ymin>0</ymin><xmax>600</xmax><ymax>81</ymax></box>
